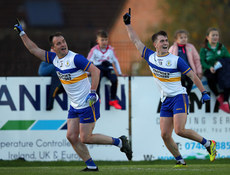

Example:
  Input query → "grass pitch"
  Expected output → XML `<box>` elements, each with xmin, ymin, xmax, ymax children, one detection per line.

<box><xmin>0</xmin><ymin>159</ymin><xmax>230</xmax><ymax>175</ymax></box>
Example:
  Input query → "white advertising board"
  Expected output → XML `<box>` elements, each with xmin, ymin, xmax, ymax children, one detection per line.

<box><xmin>131</xmin><ymin>76</ymin><xmax>230</xmax><ymax>161</ymax></box>
<box><xmin>0</xmin><ymin>77</ymin><xmax>129</xmax><ymax>161</ymax></box>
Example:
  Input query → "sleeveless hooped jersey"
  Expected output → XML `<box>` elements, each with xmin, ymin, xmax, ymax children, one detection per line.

<box><xmin>142</xmin><ymin>47</ymin><xmax>191</xmax><ymax>102</ymax></box>
<box><xmin>45</xmin><ymin>50</ymin><xmax>92</xmax><ymax>109</ymax></box>
<box><xmin>87</xmin><ymin>45</ymin><xmax>122</xmax><ymax>75</ymax></box>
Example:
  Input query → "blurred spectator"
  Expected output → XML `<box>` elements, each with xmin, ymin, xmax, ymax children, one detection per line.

<box><xmin>38</xmin><ymin>50</ymin><xmax>64</xmax><ymax>110</ymax></box>
<box><xmin>87</xmin><ymin>30</ymin><xmax>123</xmax><ymax>109</ymax></box>
<box><xmin>200</xmin><ymin>27</ymin><xmax>230</xmax><ymax>113</ymax></box>
<box><xmin>169</xmin><ymin>29</ymin><xmax>202</xmax><ymax>98</ymax></box>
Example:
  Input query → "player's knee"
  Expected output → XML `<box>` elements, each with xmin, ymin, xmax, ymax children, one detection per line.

<box><xmin>80</xmin><ymin>137</ymin><xmax>87</xmax><ymax>144</ymax></box>
<box><xmin>174</xmin><ymin>128</ymin><xmax>184</xmax><ymax>136</ymax></box>
<box><xmin>80</xmin><ymin>135</ymin><xmax>91</xmax><ymax>144</ymax></box>
<box><xmin>66</xmin><ymin>133</ymin><xmax>73</xmax><ymax>142</ymax></box>
<box><xmin>66</xmin><ymin>132</ymin><xmax>79</xmax><ymax>144</ymax></box>
<box><xmin>161</xmin><ymin>132</ymin><xmax>171</xmax><ymax>141</ymax></box>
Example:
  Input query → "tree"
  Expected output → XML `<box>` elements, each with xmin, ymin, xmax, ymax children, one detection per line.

<box><xmin>157</xmin><ymin>0</ymin><xmax>230</xmax><ymax>47</ymax></box>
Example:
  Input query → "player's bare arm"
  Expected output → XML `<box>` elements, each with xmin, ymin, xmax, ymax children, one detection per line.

<box><xmin>123</xmin><ymin>9</ymin><xmax>145</xmax><ymax>55</ymax></box>
<box><xmin>87</xmin><ymin>64</ymin><xmax>100</xmax><ymax>91</ymax></box>
<box><xmin>20</xmin><ymin>34</ymin><xmax>46</xmax><ymax>61</ymax></box>
<box><xmin>14</xmin><ymin>20</ymin><xmax>46</xmax><ymax>61</ymax></box>
<box><xmin>125</xmin><ymin>25</ymin><xmax>145</xmax><ymax>55</ymax></box>
<box><xmin>186</xmin><ymin>70</ymin><xmax>205</xmax><ymax>93</ymax></box>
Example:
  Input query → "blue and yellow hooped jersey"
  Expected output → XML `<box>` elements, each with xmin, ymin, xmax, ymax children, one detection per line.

<box><xmin>142</xmin><ymin>46</ymin><xmax>191</xmax><ymax>102</ymax></box>
<box><xmin>45</xmin><ymin>50</ymin><xmax>92</xmax><ymax>109</ymax></box>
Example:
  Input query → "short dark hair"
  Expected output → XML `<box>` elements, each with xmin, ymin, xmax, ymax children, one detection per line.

<box><xmin>96</xmin><ymin>30</ymin><xmax>108</xmax><ymax>38</ymax></box>
<box><xmin>49</xmin><ymin>32</ymin><xmax>64</xmax><ymax>46</ymax></box>
<box><xmin>151</xmin><ymin>31</ymin><xmax>168</xmax><ymax>42</ymax></box>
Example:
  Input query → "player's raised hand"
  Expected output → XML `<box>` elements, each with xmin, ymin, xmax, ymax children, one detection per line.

<box><xmin>14</xmin><ymin>19</ymin><xmax>25</xmax><ymax>36</ymax></box>
<box><xmin>85</xmin><ymin>90</ymin><xmax>97</xmax><ymax>106</ymax></box>
<box><xmin>201</xmin><ymin>91</ymin><xmax>210</xmax><ymax>104</ymax></box>
<box><xmin>123</xmin><ymin>8</ymin><xmax>131</xmax><ymax>25</ymax></box>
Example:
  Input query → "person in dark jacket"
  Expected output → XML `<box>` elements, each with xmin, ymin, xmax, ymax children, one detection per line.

<box><xmin>200</xmin><ymin>27</ymin><xmax>230</xmax><ymax>113</ymax></box>
<box><xmin>216</xmin><ymin>58</ymin><xmax>230</xmax><ymax>95</ymax></box>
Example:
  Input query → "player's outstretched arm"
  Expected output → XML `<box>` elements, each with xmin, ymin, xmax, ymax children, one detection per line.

<box><xmin>123</xmin><ymin>8</ymin><xmax>145</xmax><ymax>55</ymax></box>
<box><xmin>14</xmin><ymin>20</ymin><xmax>46</xmax><ymax>61</ymax></box>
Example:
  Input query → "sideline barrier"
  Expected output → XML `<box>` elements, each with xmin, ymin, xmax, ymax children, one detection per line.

<box><xmin>0</xmin><ymin>77</ymin><xmax>129</xmax><ymax>161</ymax></box>
<box><xmin>131</xmin><ymin>76</ymin><xmax>230</xmax><ymax>160</ymax></box>
<box><xmin>0</xmin><ymin>76</ymin><xmax>229</xmax><ymax>161</ymax></box>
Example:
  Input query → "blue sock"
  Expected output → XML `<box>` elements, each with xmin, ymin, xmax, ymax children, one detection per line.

<box><xmin>85</xmin><ymin>158</ymin><xmax>96</xmax><ymax>168</ymax></box>
<box><xmin>175</xmin><ymin>155</ymin><xmax>185</xmax><ymax>164</ymax></box>
<box><xmin>112</xmin><ymin>137</ymin><xmax>120</xmax><ymax>146</ymax></box>
<box><xmin>201</xmin><ymin>138</ymin><xmax>211</xmax><ymax>147</ymax></box>
<box><xmin>175</xmin><ymin>155</ymin><xmax>183</xmax><ymax>161</ymax></box>
<box><xmin>200</xmin><ymin>138</ymin><xmax>207</xmax><ymax>145</ymax></box>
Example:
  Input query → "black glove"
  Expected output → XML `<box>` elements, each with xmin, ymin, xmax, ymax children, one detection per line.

<box><xmin>123</xmin><ymin>8</ymin><xmax>131</xmax><ymax>25</ymax></box>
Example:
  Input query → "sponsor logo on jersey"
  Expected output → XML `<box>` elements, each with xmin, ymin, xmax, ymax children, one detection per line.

<box><xmin>57</xmin><ymin>71</ymin><xmax>71</xmax><ymax>80</ymax></box>
<box><xmin>152</xmin><ymin>68</ymin><xmax>170</xmax><ymax>78</ymax></box>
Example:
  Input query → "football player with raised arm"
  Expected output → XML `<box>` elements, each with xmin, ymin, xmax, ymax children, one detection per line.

<box><xmin>123</xmin><ymin>9</ymin><xmax>216</xmax><ymax>167</ymax></box>
<box><xmin>14</xmin><ymin>21</ymin><xmax>132</xmax><ymax>172</ymax></box>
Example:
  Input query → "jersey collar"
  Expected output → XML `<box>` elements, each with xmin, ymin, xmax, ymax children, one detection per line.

<box><xmin>97</xmin><ymin>44</ymin><xmax>109</xmax><ymax>54</ymax></box>
<box><xmin>157</xmin><ymin>52</ymin><xmax>170</xmax><ymax>57</ymax></box>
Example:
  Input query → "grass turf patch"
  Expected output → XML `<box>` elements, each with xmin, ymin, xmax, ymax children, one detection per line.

<box><xmin>0</xmin><ymin>159</ymin><xmax>230</xmax><ymax>175</ymax></box>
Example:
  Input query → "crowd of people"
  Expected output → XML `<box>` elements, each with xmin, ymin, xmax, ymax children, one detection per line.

<box><xmin>13</xmin><ymin>7</ymin><xmax>230</xmax><ymax>171</ymax></box>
